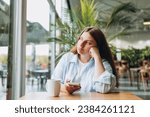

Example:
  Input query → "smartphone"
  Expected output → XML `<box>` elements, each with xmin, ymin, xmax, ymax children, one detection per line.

<box><xmin>67</xmin><ymin>82</ymin><xmax>80</xmax><ymax>86</ymax></box>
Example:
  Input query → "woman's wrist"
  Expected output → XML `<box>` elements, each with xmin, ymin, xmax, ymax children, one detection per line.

<box><xmin>93</xmin><ymin>54</ymin><xmax>102</xmax><ymax>61</ymax></box>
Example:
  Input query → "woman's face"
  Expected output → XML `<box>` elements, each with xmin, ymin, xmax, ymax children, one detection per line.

<box><xmin>77</xmin><ymin>32</ymin><xmax>97</xmax><ymax>55</ymax></box>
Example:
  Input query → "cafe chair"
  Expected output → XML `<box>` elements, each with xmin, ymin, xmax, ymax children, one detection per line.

<box><xmin>140</xmin><ymin>69</ymin><xmax>150</xmax><ymax>91</ymax></box>
<box><xmin>117</xmin><ymin>60</ymin><xmax>132</xmax><ymax>86</ymax></box>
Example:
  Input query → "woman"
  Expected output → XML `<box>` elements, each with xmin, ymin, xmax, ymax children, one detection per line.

<box><xmin>51</xmin><ymin>26</ymin><xmax>118</xmax><ymax>94</ymax></box>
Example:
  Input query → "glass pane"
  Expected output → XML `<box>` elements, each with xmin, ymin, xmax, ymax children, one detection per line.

<box><xmin>26</xmin><ymin>0</ymin><xmax>50</xmax><ymax>93</ymax></box>
<box><xmin>0</xmin><ymin>0</ymin><xmax>9</xmax><ymax>100</ymax></box>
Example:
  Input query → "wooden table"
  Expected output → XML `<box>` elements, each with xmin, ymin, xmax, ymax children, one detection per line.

<box><xmin>20</xmin><ymin>91</ymin><xmax>142</xmax><ymax>100</ymax></box>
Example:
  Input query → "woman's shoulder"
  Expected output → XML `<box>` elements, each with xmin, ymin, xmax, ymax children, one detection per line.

<box><xmin>102</xmin><ymin>59</ymin><xmax>109</xmax><ymax>63</ymax></box>
<box><xmin>102</xmin><ymin>59</ymin><xmax>112</xmax><ymax>69</ymax></box>
<box><xmin>102</xmin><ymin>59</ymin><xmax>111</xmax><ymax>66</ymax></box>
<box><xmin>63</xmin><ymin>52</ymin><xmax>75</xmax><ymax>57</ymax></box>
<box><xmin>61</xmin><ymin>52</ymin><xmax>75</xmax><ymax>61</ymax></box>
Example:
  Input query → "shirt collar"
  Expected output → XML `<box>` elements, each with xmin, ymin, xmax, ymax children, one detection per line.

<box><xmin>69</xmin><ymin>54</ymin><xmax>78</xmax><ymax>63</ymax></box>
<box><xmin>69</xmin><ymin>53</ymin><xmax>94</xmax><ymax>65</ymax></box>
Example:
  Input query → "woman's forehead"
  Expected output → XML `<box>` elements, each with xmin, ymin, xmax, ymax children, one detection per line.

<box><xmin>81</xmin><ymin>32</ymin><xmax>95</xmax><ymax>41</ymax></box>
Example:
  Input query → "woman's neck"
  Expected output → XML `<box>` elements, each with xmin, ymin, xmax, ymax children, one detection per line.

<box><xmin>78</xmin><ymin>54</ymin><xmax>91</xmax><ymax>63</ymax></box>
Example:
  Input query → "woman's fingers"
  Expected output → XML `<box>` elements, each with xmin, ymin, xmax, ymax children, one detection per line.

<box><xmin>65</xmin><ymin>84</ymin><xmax>81</xmax><ymax>94</ymax></box>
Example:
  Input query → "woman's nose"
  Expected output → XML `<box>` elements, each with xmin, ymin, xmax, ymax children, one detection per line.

<box><xmin>80</xmin><ymin>41</ymin><xmax>85</xmax><ymax>47</ymax></box>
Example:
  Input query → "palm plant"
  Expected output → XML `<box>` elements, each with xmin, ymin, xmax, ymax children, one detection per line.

<box><xmin>97</xmin><ymin>2</ymin><xmax>138</xmax><ymax>41</ymax></box>
<box><xmin>48</xmin><ymin>0</ymin><xmax>138</xmax><ymax>62</ymax></box>
<box><xmin>72</xmin><ymin>0</ymin><xmax>99</xmax><ymax>30</ymax></box>
<box><xmin>48</xmin><ymin>0</ymin><xmax>98</xmax><ymax>61</ymax></box>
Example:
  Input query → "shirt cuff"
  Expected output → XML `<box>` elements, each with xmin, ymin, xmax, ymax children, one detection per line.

<box><xmin>94</xmin><ymin>71</ymin><xmax>116</xmax><ymax>85</ymax></box>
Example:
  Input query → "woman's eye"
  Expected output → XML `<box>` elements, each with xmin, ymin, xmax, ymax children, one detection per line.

<box><xmin>88</xmin><ymin>42</ymin><xmax>92</xmax><ymax>45</ymax></box>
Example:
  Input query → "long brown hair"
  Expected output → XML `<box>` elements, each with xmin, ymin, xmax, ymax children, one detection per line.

<box><xmin>71</xmin><ymin>26</ymin><xmax>119</xmax><ymax>87</ymax></box>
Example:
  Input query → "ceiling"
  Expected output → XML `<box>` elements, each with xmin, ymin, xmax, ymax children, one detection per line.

<box><xmin>102</xmin><ymin>0</ymin><xmax>150</xmax><ymax>21</ymax></box>
<box><xmin>0</xmin><ymin>0</ymin><xmax>150</xmax><ymax>48</ymax></box>
<box><xmin>68</xmin><ymin>0</ymin><xmax>150</xmax><ymax>49</ymax></box>
<box><xmin>68</xmin><ymin>0</ymin><xmax>150</xmax><ymax>21</ymax></box>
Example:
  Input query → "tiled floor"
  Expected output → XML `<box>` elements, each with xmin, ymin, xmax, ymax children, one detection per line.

<box><xmin>0</xmin><ymin>77</ymin><xmax>150</xmax><ymax>100</ymax></box>
<box><xmin>0</xmin><ymin>78</ymin><xmax>47</xmax><ymax>100</ymax></box>
<box><xmin>118</xmin><ymin>78</ymin><xmax>150</xmax><ymax>100</ymax></box>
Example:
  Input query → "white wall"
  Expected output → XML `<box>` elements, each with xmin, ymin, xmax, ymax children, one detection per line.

<box><xmin>110</xmin><ymin>31</ymin><xmax>150</xmax><ymax>49</ymax></box>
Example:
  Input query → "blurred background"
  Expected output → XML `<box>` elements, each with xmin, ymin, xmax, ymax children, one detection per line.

<box><xmin>0</xmin><ymin>0</ymin><xmax>150</xmax><ymax>100</ymax></box>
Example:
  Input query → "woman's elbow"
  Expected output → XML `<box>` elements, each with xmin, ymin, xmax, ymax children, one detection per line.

<box><xmin>94</xmin><ymin>83</ymin><xmax>111</xmax><ymax>93</ymax></box>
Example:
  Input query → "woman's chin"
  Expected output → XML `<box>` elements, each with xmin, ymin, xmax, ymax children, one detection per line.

<box><xmin>77</xmin><ymin>50</ymin><xmax>90</xmax><ymax>56</ymax></box>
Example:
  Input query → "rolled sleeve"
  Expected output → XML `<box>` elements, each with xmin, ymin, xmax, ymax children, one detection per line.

<box><xmin>93</xmin><ymin>71</ymin><xmax>116</xmax><ymax>93</ymax></box>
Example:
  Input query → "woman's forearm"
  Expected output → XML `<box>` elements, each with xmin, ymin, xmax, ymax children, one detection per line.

<box><xmin>89</xmin><ymin>47</ymin><xmax>105</xmax><ymax>78</ymax></box>
<box><xmin>94</xmin><ymin>56</ymin><xmax>105</xmax><ymax>78</ymax></box>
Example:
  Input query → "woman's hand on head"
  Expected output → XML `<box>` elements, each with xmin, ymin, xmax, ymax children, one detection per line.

<box><xmin>89</xmin><ymin>47</ymin><xmax>101</xmax><ymax>59</ymax></box>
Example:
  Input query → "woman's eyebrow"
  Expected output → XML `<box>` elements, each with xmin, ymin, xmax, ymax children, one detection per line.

<box><xmin>86</xmin><ymin>40</ymin><xmax>95</xmax><ymax>43</ymax></box>
<box><xmin>80</xmin><ymin>36</ymin><xmax>95</xmax><ymax>43</ymax></box>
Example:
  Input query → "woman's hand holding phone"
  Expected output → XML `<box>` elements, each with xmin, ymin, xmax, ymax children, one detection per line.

<box><xmin>65</xmin><ymin>82</ymin><xmax>81</xmax><ymax>94</ymax></box>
